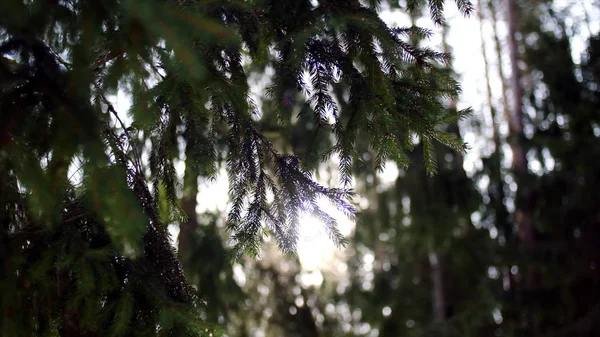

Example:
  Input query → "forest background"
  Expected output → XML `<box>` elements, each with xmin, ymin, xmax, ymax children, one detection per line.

<box><xmin>1</xmin><ymin>0</ymin><xmax>599</xmax><ymax>336</ymax></box>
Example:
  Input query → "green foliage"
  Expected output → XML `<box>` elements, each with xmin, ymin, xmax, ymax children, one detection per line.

<box><xmin>506</xmin><ymin>6</ymin><xmax>600</xmax><ymax>334</ymax></box>
<box><xmin>1</xmin><ymin>0</ymin><xmax>474</xmax><ymax>335</ymax></box>
<box><xmin>197</xmin><ymin>2</ymin><xmax>600</xmax><ymax>336</ymax></box>
<box><xmin>406</xmin><ymin>0</ymin><xmax>474</xmax><ymax>25</ymax></box>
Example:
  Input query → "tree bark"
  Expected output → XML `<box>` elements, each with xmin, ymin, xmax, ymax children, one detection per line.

<box><xmin>504</xmin><ymin>0</ymin><xmax>534</xmax><ymax>261</ymax></box>
<box><xmin>504</xmin><ymin>0</ymin><xmax>537</xmax><ymax>332</ymax></box>
<box><xmin>428</xmin><ymin>252</ymin><xmax>446</xmax><ymax>321</ymax></box>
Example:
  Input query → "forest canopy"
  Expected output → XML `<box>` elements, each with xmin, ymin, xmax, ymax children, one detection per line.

<box><xmin>1</xmin><ymin>0</ymin><xmax>473</xmax><ymax>336</ymax></box>
<box><xmin>3</xmin><ymin>0</ymin><xmax>599</xmax><ymax>336</ymax></box>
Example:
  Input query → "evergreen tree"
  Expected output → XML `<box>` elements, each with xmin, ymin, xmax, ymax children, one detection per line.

<box><xmin>0</xmin><ymin>0</ymin><xmax>474</xmax><ymax>335</ymax></box>
<box><xmin>475</xmin><ymin>1</ymin><xmax>600</xmax><ymax>335</ymax></box>
<box><xmin>513</xmin><ymin>3</ymin><xmax>600</xmax><ymax>335</ymax></box>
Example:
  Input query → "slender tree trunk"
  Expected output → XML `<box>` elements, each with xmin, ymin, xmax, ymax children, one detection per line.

<box><xmin>505</xmin><ymin>0</ymin><xmax>537</xmax><ymax>332</ymax></box>
<box><xmin>478</xmin><ymin>0</ymin><xmax>501</xmax><ymax>152</ymax></box>
<box><xmin>479</xmin><ymin>0</ymin><xmax>512</xmax><ymax>291</ymax></box>
<box><xmin>504</xmin><ymin>0</ymin><xmax>534</xmax><ymax>261</ymax></box>
<box><xmin>428</xmin><ymin>252</ymin><xmax>446</xmax><ymax>321</ymax></box>
<box><xmin>489</xmin><ymin>0</ymin><xmax>512</xmax><ymax>130</ymax></box>
<box><xmin>371</xmin><ymin>158</ymin><xmax>383</xmax><ymax>273</ymax></box>
<box><xmin>505</xmin><ymin>0</ymin><xmax>525</xmax><ymax>153</ymax></box>
<box><xmin>424</xmin><ymin>22</ymin><xmax>460</xmax><ymax>324</ymax></box>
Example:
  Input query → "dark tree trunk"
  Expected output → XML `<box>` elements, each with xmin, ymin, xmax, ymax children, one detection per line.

<box><xmin>505</xmin><ymin>0</ymin><xmax>537</xmax><ymax>332</ymax></box>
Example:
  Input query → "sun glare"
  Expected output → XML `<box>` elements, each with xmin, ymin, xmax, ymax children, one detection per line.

<box><xmin>297</xmin><ymin>214</ymin><xmax>333</xmax><ymax>271</ymax></box>
<box><xmin>296</xmin><ymin>197</ymin><xmax>355</xmax><ymax>286</ymax></box>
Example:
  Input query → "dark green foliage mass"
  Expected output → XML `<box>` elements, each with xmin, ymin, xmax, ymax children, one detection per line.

<box><xmin>0</xmin><ymin>0</ymin><xmax>473</xmax><ymax>335</ymax></box>
<box><xmin>500</xmin><ymin>4</ymin><xmax>600</xmax><ymax>334</ymax></box>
